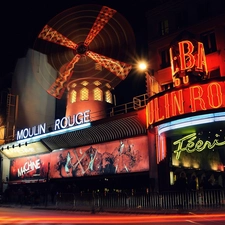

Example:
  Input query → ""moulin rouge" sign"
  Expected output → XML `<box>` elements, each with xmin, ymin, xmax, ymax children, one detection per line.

<box><xmin>16</xmin><ymin>110</ymin><xmax>90</xmax><ymax>141</ymax></box>
<box><xmin>146</xmin><ymin>80</ymin><xmax>225</xmax><ymax>126</ymax></box>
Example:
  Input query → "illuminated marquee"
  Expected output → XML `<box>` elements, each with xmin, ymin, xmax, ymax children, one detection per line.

<box><xmin>17</xmin><ymin>110</ymin><xmax>90</xmax><ymax>140</ymax></box>
<box><xmin>146</xmin><ymin>80</ymin><xmax>225</xmax><ymax>126</ymax></box>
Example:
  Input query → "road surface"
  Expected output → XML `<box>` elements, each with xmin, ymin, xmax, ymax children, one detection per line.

<box><xmin>0</xmin><ymin>207</ymin><xmax>225</xmax><ymax>224</ymax></box>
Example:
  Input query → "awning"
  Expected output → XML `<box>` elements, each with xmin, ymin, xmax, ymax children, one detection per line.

<box><xmin>41</xmin><ymin>113</ymin><xmax>147</xmax><ymax>151</ymax></box>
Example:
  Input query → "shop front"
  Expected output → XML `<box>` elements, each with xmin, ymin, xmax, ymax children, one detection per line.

<box><xmin>1</xmin><ymin>110</ymin><xmax>151</xmax><ymax>200</ymax></box>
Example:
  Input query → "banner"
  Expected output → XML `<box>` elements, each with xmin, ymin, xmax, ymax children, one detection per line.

<box><xmin>50</xmin><ymin>135</ymin><xmax>149</xmax><ymax>178</ymax></box>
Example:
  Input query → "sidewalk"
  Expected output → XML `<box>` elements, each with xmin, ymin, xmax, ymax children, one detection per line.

<box><xmin>1</xmin><ymin>202</ymin><xmax>225</xmax><ymax>215</ymax></box>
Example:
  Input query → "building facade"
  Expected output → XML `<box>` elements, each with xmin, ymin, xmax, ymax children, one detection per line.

<box><xmin>145</xmin><ymin>0</ymin><xmax>225</xmax><ymax>191</ymax></box>
<box><xmin>0</xmin><ymin>0</ymin><xmax>225</xmax><ymax>198</ymax></box>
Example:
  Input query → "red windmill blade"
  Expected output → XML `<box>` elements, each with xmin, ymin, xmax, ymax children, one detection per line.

<box><xmin>47</xmin><ymin>54</ymin><xmax>81</xmax><ymax>99</ymax></box>
<box><xmin>38</xmin><ymin>25</ymin><xmax>78</xmax><ymax>50</ymax></box>
<box><xmin>38</xmin><ymin>25</ymin><xmax>81</xmax><ymax>98</ymax></box>
<box><xmin>83</xmin><ymin>6</ymin><xmax>116</xmax><ymax>46</ymax></box>
<box><xmin>86</xmin><ymin>51</ymin><xmax>132</xmax><ymax>79</ymax></box>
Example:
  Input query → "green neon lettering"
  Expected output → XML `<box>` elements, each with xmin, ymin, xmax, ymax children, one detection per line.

<box><xmin>173</xmin><ymin>132</ymin><xmax>225</xmax><ymax>160</ymax></box>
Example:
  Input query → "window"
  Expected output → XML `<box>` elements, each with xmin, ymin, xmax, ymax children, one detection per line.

<box><xmin>200</xmin><ymin>31</ymin><xmax>217</xmax><ymax>54</ymax></box>
<box><xmin>93</xmin><ymin>87</ymin><xmax>103</xmax><ymax>101</ymax></box>
<box><xmin>93</xmin><ymin>81</ymin><xmax>101</xmax><ymax>86</ymax></box>
<box><xmin>159</xmin><ymin>19</ymin><xmax>169</xmax><ymax>36</ymax></box>
<box><xmin>81</xmin><ymin>81</ymin><xmax>89</xmax><ymax>86</ymax></box>
<box><xmin>162</xmin><ymin>83</ymin><xmax>173</xmax><ymax>91</ymax></box>
<box><xmin>160</xmin><ymin>48</ymin><xmax>171</xmax><ymax>69</ymax></box>
<box><xmin>105</xmin><ymin>90</ymin><xmax>112</xmax><ymax>104</ymax></box>
<box><xmin>209</xmin><ymin>68</ymin><xmax>220</xmax><ymax>79</ymax></box>
<box><xmin>70</xmin><ymin>90</ymin><xmax>77</xmax><ymax>103</ymax></box>
<box><xmin>80</xmin><ymin>87</ymin><xmax>89</xmax><ymax>101</ymax></box>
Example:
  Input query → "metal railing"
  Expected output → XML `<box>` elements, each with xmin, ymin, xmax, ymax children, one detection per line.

<box><xmin>1</xmin><ymin>189</ymin><xmax>224</xmax><ymax>212</ymax></box>
<box><xmin>55</xmin><ymin>189</ymin><xmax>225</xmax><ymax>210</ymax></box>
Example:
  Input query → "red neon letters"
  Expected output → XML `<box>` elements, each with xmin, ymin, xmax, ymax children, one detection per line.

<box><xmin>146</xmin><ymin>81</ymin><xmax>225</xmax><ymax>126</ymax></box>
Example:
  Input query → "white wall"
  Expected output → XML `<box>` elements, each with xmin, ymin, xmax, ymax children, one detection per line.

<box><xmin>11</xmin><ymin>49</ymin><xmax>57</xmax><ymax>130</ymax></box>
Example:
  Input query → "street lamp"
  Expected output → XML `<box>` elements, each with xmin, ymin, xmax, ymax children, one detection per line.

<box><xmin>138</xmin><ymin>62</ymin><xmax>148</xmax><ymax>71</ymax></box>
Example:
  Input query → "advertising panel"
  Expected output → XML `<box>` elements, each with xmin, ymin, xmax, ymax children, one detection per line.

<box><xmin>50</xmin><ymin>135</ymin><xmax>149</xmax><ymax>178</ymax></box>
<box><xmin>10</xmin><ymin>153</ymin><xmax>50</xmax><ymax>183</ymax></box>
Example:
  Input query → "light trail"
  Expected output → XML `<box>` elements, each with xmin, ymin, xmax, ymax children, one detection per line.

<box><xmin>0</xmin><ymin>212</ymin><xmax>225</xmax><ymax>224</ymax></box>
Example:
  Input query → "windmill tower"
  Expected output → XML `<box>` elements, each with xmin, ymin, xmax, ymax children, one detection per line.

<box><xmin>34</xmin><ymin>4</ymin><xmax>135</xmax><ymax>121</ymax></box>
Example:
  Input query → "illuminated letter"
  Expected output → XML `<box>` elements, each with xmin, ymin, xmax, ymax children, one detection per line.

<box><xmin>190</xmin><ymin>85</ymin><xmax>206</xmax><ymax>112</ymax></box>
<box><xmin>154</xmin><ymin>98</ymin><xmax>164</xmax><ymax>123</ymax></box>
<box><xmin>23</xmin><ymin>128</ymin><xmax>29</xmax><ymax>139</ymax></box>
<box><xmin>179</xmin><ymin>40</ymin><xmax>195</xmax><ymax>71</ymax></box>
<box><xmin>146</xmin><ymin>100</ymin><xmax>154</xmax><ymax>126</ymax></box>
<box><xmin>68</xmin><ymin>115</ymin><xmax>76</xmax><ymax>127</ymax></box>
<box><xmin>17</xmin><ymin>130</ymin><xmax>24</xmax><ymax>140</ymax></box>
<box><xmin>183</xmin><ymin>76</ymin><xmax>189</xmax><ymax>85</ymax></box>
<box><xmin>76</xmin><ymin>112</ymin><xmax>83</xmax><ymax>125</ymax></box>
<box><xmin>60</xmin><ymin>117</ymin><xmax>67</xmax><ymax>129</ymax></box>
<box><xmin>164</xmin><ymin>93</ymin><xmax>170</xmax><ymax>119</ymax></box>
<box><xmin>171</xmin><ymin>90</ymin><xmax>184</xmax><ymax>116</ymax></box>
<box><xmin>39</xmin><ymin>123</ymin><xmax>46</xmax><ymax>135</ymax></box>
<box><xmin>173</xmin><ymin>77</ymin><xmax>181</xmax><ymax>87</ymax></box>
<box><xmin>170</xmin><ymin>47</ymin><xmax>179</xmax><ymax>76</ymax></box>
<box><xmin>29</xmin><ymin>127</ymin><xmax>35</xmax><ymax>138</ymax></box>
<box><xmin>54</xmin><ymin>119</ymin><xmax>60</xmax><ymax>131</ymax></box>
<box><xmin>83</xmin><ymin>110</ymin><xmax>91</xmax><ymax>123</ymax></box>
<box><xmin>197</xmin><ymin>42</ymin><xmax>208</xmax><ymax>74</ymax></box>
<box><xmin>207</xmin><ymin>82</ymin><xmax>223</xmax><ymax>108</ymax></box>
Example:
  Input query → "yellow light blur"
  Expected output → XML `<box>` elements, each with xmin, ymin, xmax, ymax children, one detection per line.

<box><xmin>138</xmin><ymin>62</ymin><xmax>147</xmax><ymax>71</ymax></box>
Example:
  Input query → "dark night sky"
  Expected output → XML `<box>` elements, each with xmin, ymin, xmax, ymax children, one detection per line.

<box><xmin>1</xmin><ymin>0</ymin><xmax>154</xmax><ymax>106</ymax></box>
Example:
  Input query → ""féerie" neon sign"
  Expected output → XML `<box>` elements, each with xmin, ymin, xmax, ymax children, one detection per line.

<box><xmin>173</xmin><ymin>132</ymin><xmax>225</xmax><ymax>160</ymax></box>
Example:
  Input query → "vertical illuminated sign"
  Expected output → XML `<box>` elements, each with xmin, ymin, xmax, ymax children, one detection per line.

<box><xmin>170</xmin><ymin>39</ymin><xmax>208</xmax><ymax>87</ymax></box>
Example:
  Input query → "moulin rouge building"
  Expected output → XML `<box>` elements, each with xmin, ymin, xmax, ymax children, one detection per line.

<box><xmin>0</xmin><ymin>1</ymin><xmax>225</xmax><ymax>193</ymax></box>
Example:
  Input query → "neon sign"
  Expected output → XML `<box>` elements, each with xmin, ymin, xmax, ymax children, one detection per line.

<box><xmin>146</xmin><ymin>80</ymin><xmax>225</xmax><ymax>126</ymax></box>
<box><xmin>17</xmin><ymin>110</ymin><xmax>90</xmax><ymax>140</ymax></box>
<box><xmin>173</xmin><ymin>132</ymin><xmax>225</xmax><ymax>160</ymax></box>
<box><xmin>170</xmin><ymin>39</ymin><xmax>208</xmax><ymax>87</ymax></box>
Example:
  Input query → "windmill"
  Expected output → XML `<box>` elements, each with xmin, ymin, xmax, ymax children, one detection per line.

<box><xmin>33</xmin><ymin>4</ymin><xmax>135</xmax><ymax>121</ymax></box>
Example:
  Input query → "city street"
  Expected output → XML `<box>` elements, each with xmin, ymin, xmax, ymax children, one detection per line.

<box><xmin>0</xmin><ymin>207</ymin><xmax>225</xmax><ymax>225</ymax></box>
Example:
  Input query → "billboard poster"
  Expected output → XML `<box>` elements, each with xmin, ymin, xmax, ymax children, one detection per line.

<box><xmin>170</xmin><ymin>126</ymin><xmax>225</xmax><ymax>171</ymax></box>
<box><xmin>10</xmin><ymin>153</ymin><xmax>50</xmax><ymax>182</ymax></box>
<box><xmin>50</xmin><ymin>135</ymin><xmax>149</xmax><ymax>178</ymax></box>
